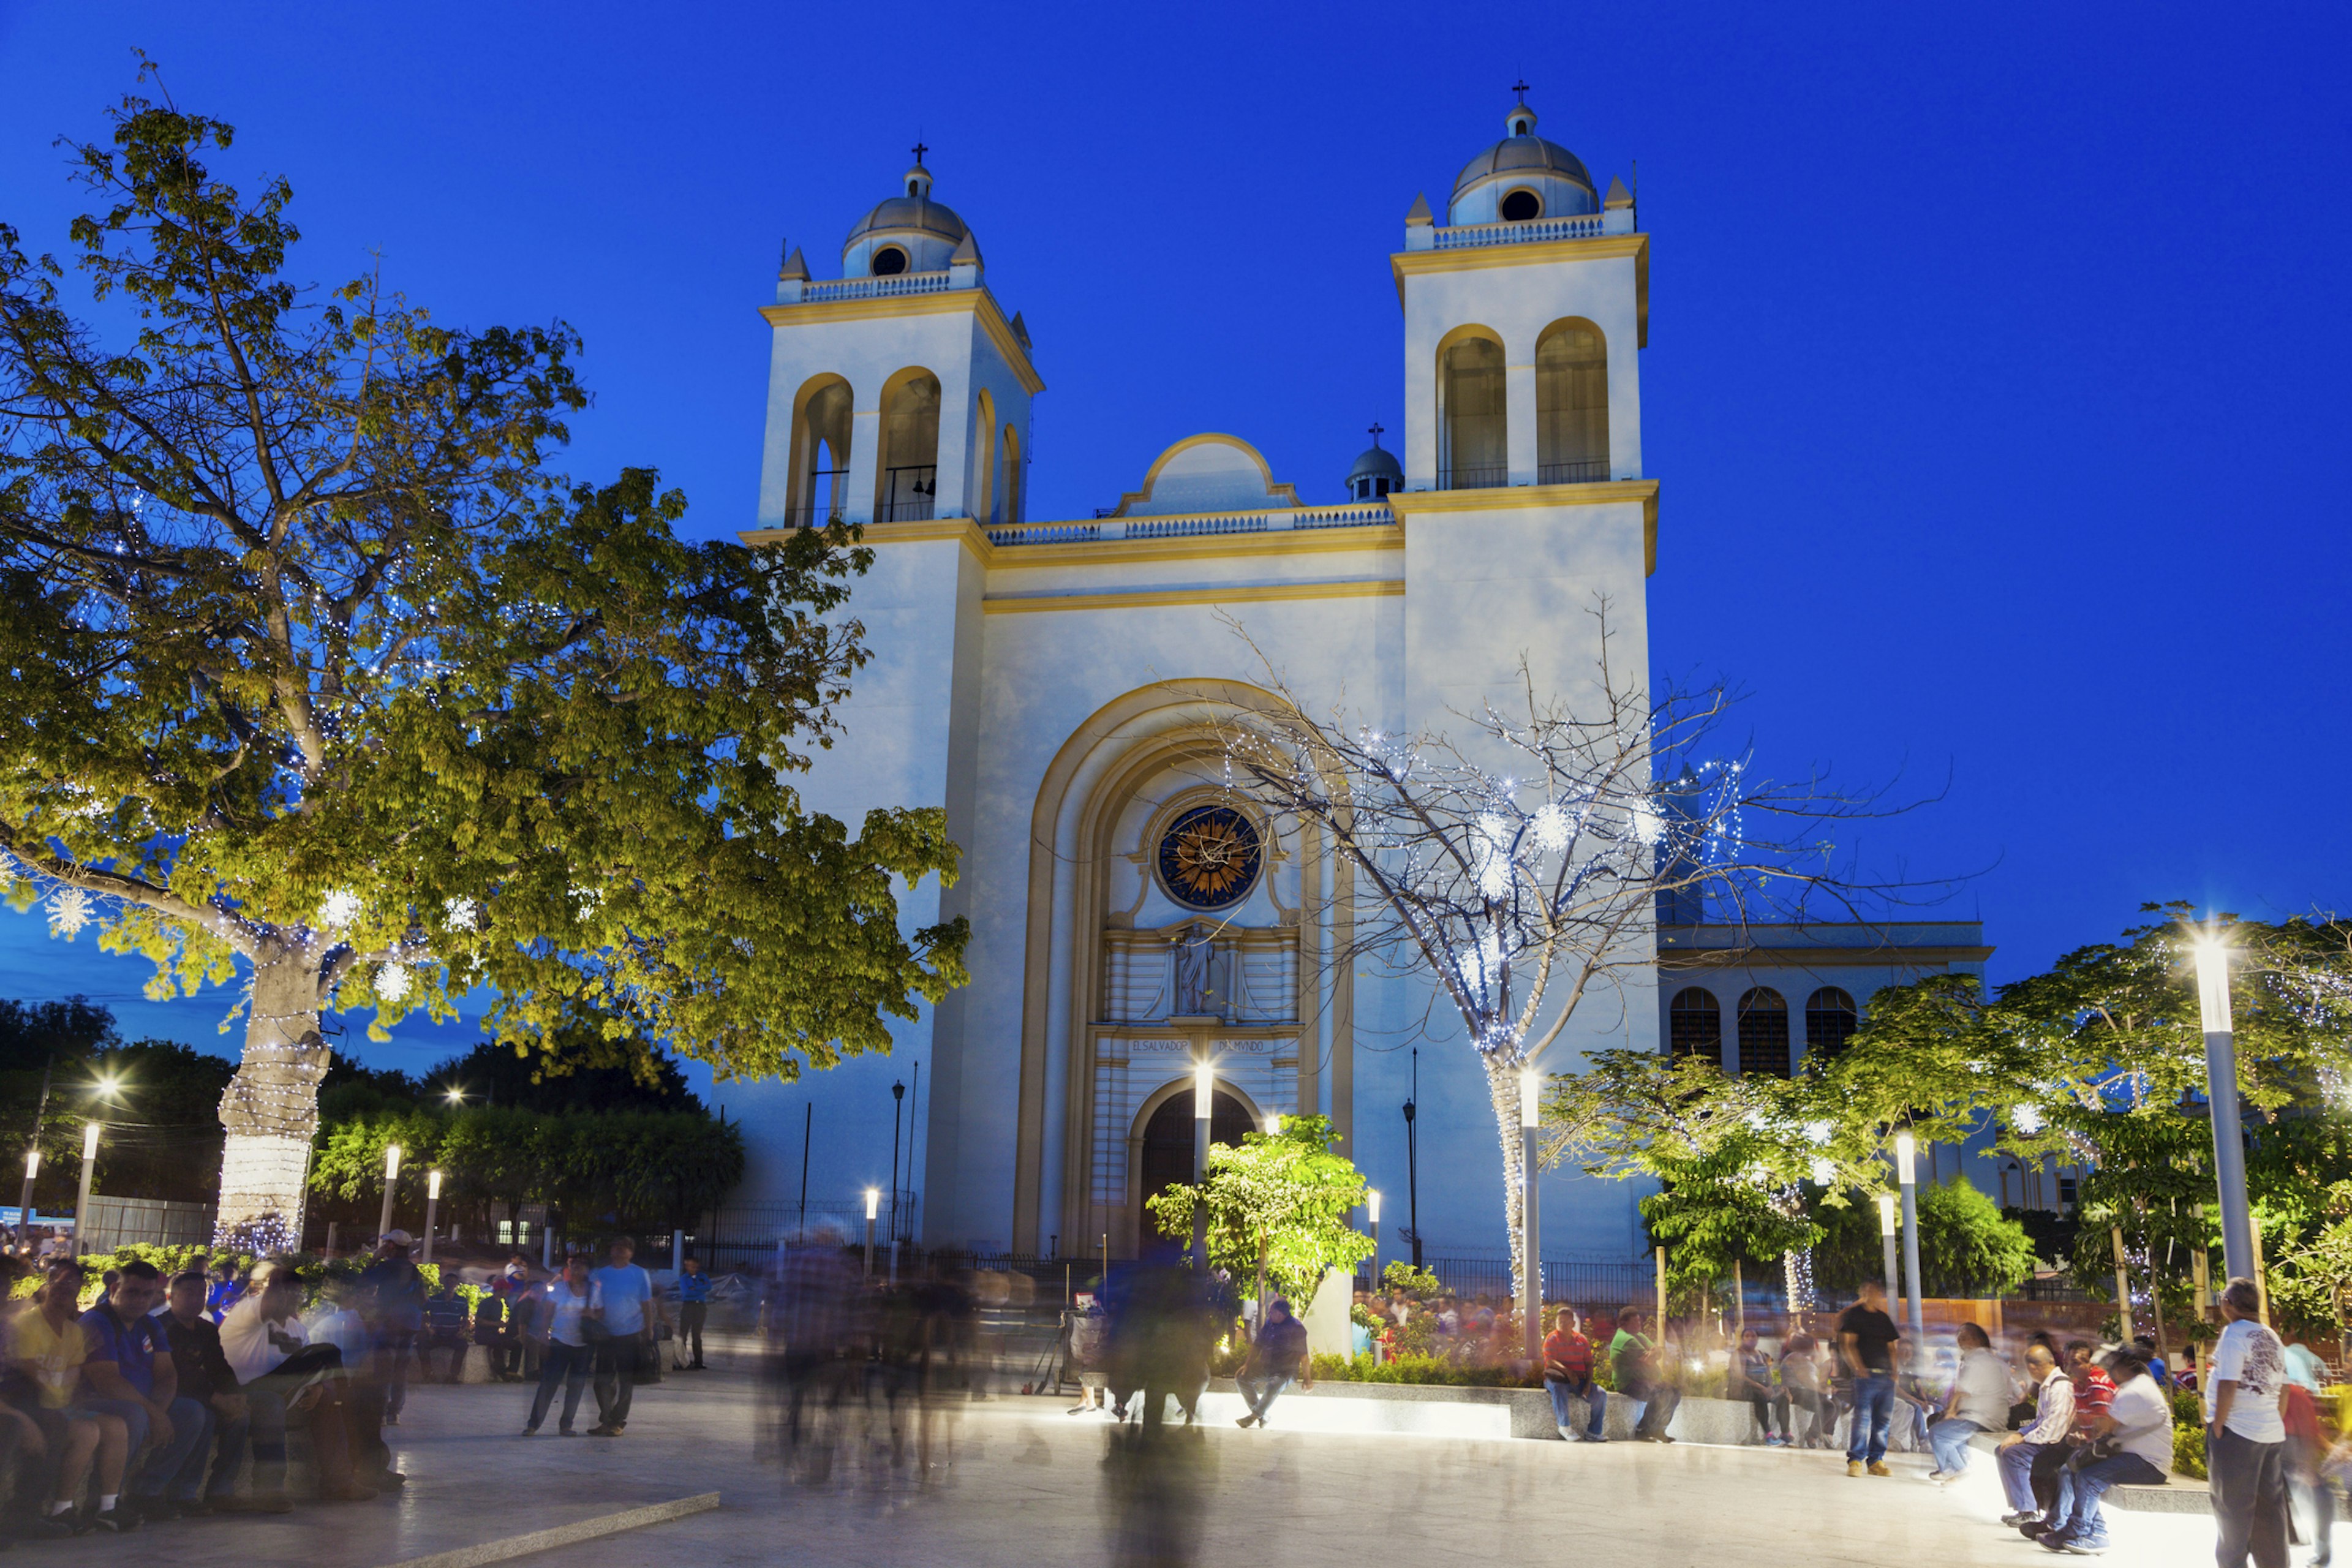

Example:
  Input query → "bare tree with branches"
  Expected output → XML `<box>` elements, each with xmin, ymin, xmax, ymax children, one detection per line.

<box><xmin>1205</xmin><ymin>600</ymin><xmax>1926</xmax><ymax>1303</ymax></box>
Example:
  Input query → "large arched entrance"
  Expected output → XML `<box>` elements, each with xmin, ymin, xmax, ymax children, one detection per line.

<box><xmin>1135</xmin><ymin>1088</ymin><xmax>1254</xmax><ymax>1249</ymax></box>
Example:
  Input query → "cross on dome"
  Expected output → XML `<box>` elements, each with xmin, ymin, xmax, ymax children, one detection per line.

<box><xmin>1367</xmin><ymin>421</ymin><xmax>1386</xmax><ymax>447</ymax></box>
<box><xmin>911</xmin><ymin>140</ymin><xmax>929</xmax><ymax>165</ymax></box>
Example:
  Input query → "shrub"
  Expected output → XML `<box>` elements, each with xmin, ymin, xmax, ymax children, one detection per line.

<box><xmin>1311</xmin><ymin>1351</ymin><xmax>1537</xmax><ymax>1389</ymax></box>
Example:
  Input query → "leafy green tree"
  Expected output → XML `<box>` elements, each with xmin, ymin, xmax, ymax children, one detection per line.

<box><xmin>0</xmin><ymin>80</ymin><xmax>964</xmax><ymax>1243</ymax></box>
<box><xmin>1146</xmin><ymin>1114</ymin><xmax>1373</xmax><ymax>1306</ymax></box>
<box><xmin>1809</xmin><ymin>1177</ymin><xmax>2034</xmax><ymax>1296</ymax></box>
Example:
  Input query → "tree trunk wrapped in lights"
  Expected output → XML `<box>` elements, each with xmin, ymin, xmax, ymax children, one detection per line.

<box><xmin>0</xmin><ymin>78</ymin><xmax>965</xmax><ymax>1249</ymax></box>
<box><xmin>1207</xmin><ymin>607</ymin><xmax>1914</xmax><ymax>1305</ymax></box>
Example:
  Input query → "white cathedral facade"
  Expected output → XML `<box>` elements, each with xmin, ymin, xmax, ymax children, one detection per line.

<box><xmin>717</xmin><ymin>100</ymin><xmax>1994</xmax><ymax>1263</ymax></box>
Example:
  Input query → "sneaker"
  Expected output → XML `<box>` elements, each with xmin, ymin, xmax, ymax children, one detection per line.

<box><xmin>588</xmin><ymin>1424</ymin><xmax>620</xmax><ymax>1437</ymax></box>
<box><xmin>560</xmin><ymin>1427</ymin><xmax>579</xmax><ymax>1436</ymax></box>
<box><xmin>1765</xmin><ymin>1434</ymin><xmax>1786</xmax><ymax>1447</ymax></box>
<box><xmin>89</xmin><ymin>1506</ymin><xmax>139</xmax><ymax>1533</ymax></box>
<box><xmin>1867</xmin><ymin>1461</ymin><xmax>1891</xmax><ymax>1477</ymax></box>
<box><xmin>2002</xmin><ymin>1512</ymin><xmax>2041</xmax><ymax>1528</ymax></box>
<box><xmin>521</xmin><ymin>1425</ymin><xmax>540</xmax><ymax>1436</ymax></box>
<box><xmin>1848</xmin><ymin>1460</ymin><xmax>1866</xmax><ymax>1477</ymax></box>
<box><xmin>2059</xmin><ymin>1542</ymin><xmax>2108</xmax><ymax>1556</ymax></box>
<box><xmin>1921</xmin><ymin>1469</ymin><xmax>1947</xmax><ymax>1483</ymax></box>
<box><xmin>170</xmin><ymin>1498</ymin><xmax>213</xmax><ymax>1517</ymax></box>
<box><xmin>1236</xmin><ymin>1415</ymin><xmax>1257</xmax><ymax>1428</ymax></box>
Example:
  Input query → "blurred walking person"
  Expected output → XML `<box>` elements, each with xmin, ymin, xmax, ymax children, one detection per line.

<box><xmin>675</xmin><ymin>1256</ymin><xmax>710</xmax><ymax>1371</ymax></box>
<box><xmin>1838</xmin><ymin>1280</ymin><xmax>1902</xmax><ymax>1476</ymax></box>
<box><xmin>521</xmin><ymin>1256</ymin><xmax>595</xmax><ymax>1436</ymax></box>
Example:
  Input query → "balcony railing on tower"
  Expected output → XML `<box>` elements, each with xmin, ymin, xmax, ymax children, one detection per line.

<box><xmin>1537</xmin><ymin>459</ymin><xmax>1611</xmax><ymax>485</ymax></box>
<box><xmin>1436</xmin><ymin>464</ymin><xmax>1509</xmax><ymax>491</ymax></box>
<box><xmin>880</xmin><ymin>464</ymin><xmax>937</xmax><ymax>523</ymax></box>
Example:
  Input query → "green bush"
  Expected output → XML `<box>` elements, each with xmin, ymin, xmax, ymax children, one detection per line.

<box><xmin>2169</xmin><ymin>1389</ymin><xmax>2207</xmax><ymax>1479</ymax></box>
<box><xmin>1310</xmin><ymin>1351</ymin><xmax>1537</xmax><ymax>1389</ymax></box>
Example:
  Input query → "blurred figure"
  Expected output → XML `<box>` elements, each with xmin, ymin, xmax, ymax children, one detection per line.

<box><xmin>1997</xmin><ymin>1341</ymin><xmax>2075</xmax><ymax>1529</ymax></box>
<box><xmin>585</xmin><ymin>1237</ymin><xmax>663</xmax><ymax>1438</ymax></box>
<box><xmin>762</xmin><ymin>1230</ymin><xmax>858</xmax><ymax>1477</ymax></box>
<box><xmin>161</xmin><ymin>1270</ymin><xmax>251</xmax><ymax>1515</ymax></box>
<box><xmin>492</xmin><ymin>1258</ymin><xmax>535</xmax><ymax>1381</ymax></box>
<box><xmin>422</xmin><ymin>1280</ymin><xmax>472</xmax><ymax>1382</ymax></box>
<box><xmin>1838</xmin><ymin>1281</ymin><xmax>1901</xmax><ymax>1476</ymax></box>
<box><xmin>1610</xmin><ymin>1306</ymin><xmax>1680</xmax><ymax>1444</ymax></box>
<box><xmin>216</xmin><ymin>1263</ymin><xmax>374</xmax><ymax>1504</ymax></box>
<box><xmin>1066</xmin><ymin>1291</ymin><xmax>1110</xmax><ymax>1415</ymax></box>
<box><xmin>1781</xmin><ymin>1332</ymin><xmax>1832</xmax><ymax>1449</ymax></box>
<box><xmin>1542</xmin><ymin>1307</ymin><xmax>1607</xmax><ymax>1443</ymax></box>
<box><xmin>522</xmin><ymin>1255</ymin><xmax>595</xmax><ymax>1436</ymax></box>
<box><xmin>1233</xmin><ymin>1298</ymin><xmax>1307</xmax><ymax>1430</ymax></box>
<box><xmin>1728</xmin><ymin>1327</ymin><xmax>1789</xmax><ymax>1447</ymax></box>
<box><xmin>356</xmin><ymin>1231</ymin><xmax>425</xmax><ymax>1433</ymax></box>
<box><xmin>1926</xmin><ymin>1321</ymin><xmax>2013</xmax><ymax>1484</ymax></box>
<box><xmin>675</xmin><ymin>1256</ymin><xmax>711</xmax><ymax>1371</ymax></box>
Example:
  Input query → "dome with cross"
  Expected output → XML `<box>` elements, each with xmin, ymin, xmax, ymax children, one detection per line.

<box><xmin>1345</xmin><ymin>424</ymin><xmax>1403</xmax><ymax>500</ymax></box>
<box><xmin>1447</xmin><ymin>88</ymin><xmax>1597</xmax><ymax>227</ymax></box>
<box><xmin>843</xmin><ymin>145</ymin><xmax>977</xmax><ymax>279</ymax></box>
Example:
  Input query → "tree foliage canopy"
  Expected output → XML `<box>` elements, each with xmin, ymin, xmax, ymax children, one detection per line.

<box><xmin>1145</xmin><ymin>1114</ymin><xmax>1373</xmax><ymax>1304</ymax></box>
<box><xmin>0</xmin><ymin>77</ymin><xmax>965</xmax><ymax>1133</ymax></box>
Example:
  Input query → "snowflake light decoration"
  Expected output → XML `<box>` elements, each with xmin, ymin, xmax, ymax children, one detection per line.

<box><xmin>45</xmin><ymin>887</ymin><xmax>95</xmax><ymax>938</ymax></box>
<box><xmin>375</xmin><ymin>964</ymin><xmax>412</xmax><ymax>1003</ymax></box>
<box><xmin>317</xmin><ymin>889</ymin><xmax>361</xmax><ymax>929</ymax></box>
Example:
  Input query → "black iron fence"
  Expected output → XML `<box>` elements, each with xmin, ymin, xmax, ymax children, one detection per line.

<box><xmin>1537</xmin><ymin>458</ymin><xmax>1611</xmax><ymax>484</ymax></box>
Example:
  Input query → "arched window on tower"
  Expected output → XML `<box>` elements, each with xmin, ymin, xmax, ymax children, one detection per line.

<box><xmin>1438</xmin><ymin>334</ymin><xmax>1507</xmax><ymax>491</ymax></box>
<box><xmin>1805</xmin><ymin>986</ymin><xmax>1859</xmax><ymax>1061</ymax></box>
<box><xmin>1738</xmin><ymin>986</ymin><xmax>1791</xmax><ymax>1077</ymax></box>
<box><xmin>971</xmin><ymin>389</ymin><xmax>996</xmax><ymax>526</ymax></box>
<box><xmin>1000</xmin><ymin>424</ymin><xmax>1022</xmax><ymax>526</ymax></box>
<box><xmin>1667</xmin><ymin>987</ymin><xmax>1721</xmax><ymax>1067</ymax></box>
<box><xmin>877</xmin><ymin>370</ymin><xmax>941</xmax><ymax>522</ymax></box>
<box><xmin>1536</xmin><ymin>320</ymin><xmax>1610</xmax><ymax>485</ymax></box>
<box><xmin>791</xmin><ymin>375</ymin><xmax>853</xmax><ymax>527</ymax></box>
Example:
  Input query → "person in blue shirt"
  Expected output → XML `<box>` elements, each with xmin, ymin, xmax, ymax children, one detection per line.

<box><xmin>674</xmin><ymin>1257</ymin><xmax>711</xmax><ymax>1371</ymax></box>
<box><xmin>585</xmin><ymin>1238</ymin><xmax>666</xmax><ymax>1436</ymax></box>
<box><xmin>80</xmin><ymin>1260</ymin><xmax>212</xmax><ymax>1522</ymax></box>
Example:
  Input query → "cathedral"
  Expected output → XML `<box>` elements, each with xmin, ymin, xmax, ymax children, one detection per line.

<box><xmin>723</xmin><ymin>97</ymin><xmax>1991</xmax><ymax>1262</ymax></box>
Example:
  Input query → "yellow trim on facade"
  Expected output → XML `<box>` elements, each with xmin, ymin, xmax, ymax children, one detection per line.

<box><xmin>1389</xmin><ymin>479</ymin><xmax>1659</xmax><ymax>576</ymax></box>
<box><xmin>982</xmin><ymin>579</ymin><xmax>1404</xmax><ymax>615</ymax></box>
<box><xmin>757</xmin><ymin>288</ymin><xmax>1046</xmax><ymax>394</ymax></box>
<box><xmin>1660</xmin><ymin>946</ymin><xmax>1996</xmax><ymax>971</ymax></box>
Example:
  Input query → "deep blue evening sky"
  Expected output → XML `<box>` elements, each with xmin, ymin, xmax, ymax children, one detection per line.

<box><xmin>1</xmin><ymin>1</ymin><xmax>2345</xmax><ymax>1077</ymax></box>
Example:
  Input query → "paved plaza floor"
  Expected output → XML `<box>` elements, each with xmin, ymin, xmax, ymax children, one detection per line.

<box><xmin>19</xmin><ymin>1351</ymin><xmax>2285</xmax><ymax>1568</ymax></box>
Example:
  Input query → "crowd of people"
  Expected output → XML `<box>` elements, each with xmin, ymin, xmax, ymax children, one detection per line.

<box><xmin>0</xmin><ymin>1229</ymin><xmax>717</xmax><ymax>1534</ymax></box>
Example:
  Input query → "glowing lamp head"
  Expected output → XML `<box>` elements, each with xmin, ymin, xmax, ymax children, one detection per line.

<box><xmin>80</xmin><ymin>1122</ymin><xmax>99</xmax><ymax>1161</ymax></box>
<box><xmin>2193</xmin><ymin>937</ymin><xmax>2232</xmax><ymax>1035</ymax></box>
<box><xmin>94</xmin><ymin>1075</ymin><xmax>120</xmax><ymax>1102</ymax></box>
<box><xmin>443</xmin><ymin>1087</ymin><xmax>465</xmax><ymax>1106</ymax></box>
<box><xmin>1368</xmin><ymin>1188</ymin><xmax>1381</xmax><ymax>1225</ymax></box>
<box><xmin>1265</xmin><ymin>1110</ymin><xmax>1283</xmax><ymax>1137</ymax></box>
<box><xmin>1520</xmin><ymin>1066</ymin><xmax>1542</xmax><ymax>1129</ymax></box>
<box><xmin>864</xmin><ymin>1187</ymin><xmax>880</xmax><ymax>1221</ymax></box>
<box><xmin>427</xmin><ymin>1169</ymin><xmax>442</xmax><ymax>1201</ymax></box>
<box><xmin>1894</xmin><ymin>1129</ymin><xmax>1917</xmax><ymax>1185</ymax></box>
<box><xmin>1877</xmin><ymin>1192</ymin><xmax>1898</xmax><ymax>1237</ymax></box>
<box><xmin>384</xmin><ymin>1144</ymin><xmax>402</xmax><ymax>1180</ymax></box>
<box><xmin>1194</xmin><ymin>1064</ymin><xmax>1213</xmax><ymax>1119</ymax></box>
<box><xmin>23</xmin><ymin>1150</ymin><xmax>37</xmax><ymax>1180</ymax></box>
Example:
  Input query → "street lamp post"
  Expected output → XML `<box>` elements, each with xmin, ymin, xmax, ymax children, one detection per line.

<box><xmin>423</xmin><ymin>1170</ymin><xmax>442</xmax><ymax>1264</ymax></box>
<box><xmin>379</xmin><ymin>1144</ymin><xmax>401</xmax><ymax>1240</ymax></box>
<box><xmin>72</xmin><ymin>1122</ymin><xmax>99</xmax><ymax>1257</ymax></box>
<box><xmin>1894</xmin><ymin>1129</ymin><xmax>1925</xmax><ymax>1344</ymax></box>
<box><xmin>17</xmin><ymin>1148</ymin><xmax>37</xmax><ymax>1251</ymax></box>
<box><xmin>1191</xmin><ymin>1063</ymin><xmax>1212</xmax><ymax>1271</ymax></box>
<box><xmin>2194</xmin><ymin>938</ymin><xmax>2256</xmax><ymax>1280</ymax></box>
<box><xmin>1877</xmin><ymin>1193</ymin><xmax>1900</xmax><ymax>1308</ymax></box>
<box><xmin>889</xmin><ymin>1080</ymin><xmax>906</xmax><ymax>1246</ymax></box>
<box><xmin>863</xmin><ymin>1187</ymin><xmax>878</xmax><ymax>1280</ymax></box>
<box><xmin>1367</xmin><ymin>1187</ymin><xmax>1381</xmax><ymax>1287</ymax></box>
<box><xmin>1521</xmin><ymin>1067</ymin><xmax>1542</xmax><ymax>1364</ymax></box>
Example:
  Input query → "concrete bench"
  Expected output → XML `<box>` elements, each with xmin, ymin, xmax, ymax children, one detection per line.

<box><xmin>1962</xmin><ymin>1428</ymin><xmax>2207</xmax><ymax>1513</ymax></box>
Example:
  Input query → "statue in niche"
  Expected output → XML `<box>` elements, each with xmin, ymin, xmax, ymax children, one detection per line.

<box><xmin>1172</xmin><ymin>922</ymin><xmax>1220</xmax><ymax>1017</ymax></box>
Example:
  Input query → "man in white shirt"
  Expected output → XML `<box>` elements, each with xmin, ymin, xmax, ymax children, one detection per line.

<box><xmin>2206</xmin><ymin>1278</ymin><xmax>2290</xmax><ymax>1568</ymax></box>
<box><xmin>1927</xmin><ymin>1322</ymin><xmax>2016</xmax><ymax>1482</ymax></box>
<box><xmin>217</xmin><ymin>1264</ymin><xmax>372</xmax><ymax>1504</ymax></box>
<box><xmin>2033</xmin><ymin>1345</ymin><xmax>2173</xmax><ymax>1555</ymax></box>
<box><xmin>1998</xmin><ymin>1343</ymin><xmax>2076</xmax><ymax>1527</ymax></box>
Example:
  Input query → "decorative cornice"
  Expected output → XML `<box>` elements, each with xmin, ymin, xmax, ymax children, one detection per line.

<box><xmin>737</xmin><ymin>518</ymin><xmax>1404</xmax><ymax>573</ymax></box>
<box><xmin>1659</xmin><ymin>945</ymin><xmax>1996</xmax><ymax>972</ymax></box>
<box><xmin>1389</xmin><ymin>479</ymin><xmax>1658</xmax><ymax>576</ymax></box>
<box><xmin>756</xmin><ymin>288</ymin><xmax>1045</xmax><ymax>394</ymax></box>
<box><xmin>1390</xmin><ymin>230</ymin><xmax>1648</xmax><ymax>298</ymax></box>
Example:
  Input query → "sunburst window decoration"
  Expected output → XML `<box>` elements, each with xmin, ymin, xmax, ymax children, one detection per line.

<box><xmin>1155</xmin><ymin>804</ymin><xmax>1264</xmax><ymax>912</ymax></box>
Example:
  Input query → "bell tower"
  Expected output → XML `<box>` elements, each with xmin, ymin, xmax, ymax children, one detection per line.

<box><xmin>1394</xmin><ymin>94</ymin><xmax>1645</xmax><ymax>494</ymax></box>
<box><xmin>755</xmin><ymin>150</ymin><xmax>1042</xmax><ymax>530</ymax></box>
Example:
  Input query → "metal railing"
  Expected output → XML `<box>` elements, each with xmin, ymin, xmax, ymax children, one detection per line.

<box><xmin>800</xmin><ymin>270</ymin><xmax>956</xmax><ymax>303</ymax></box>
<box><xmin>778</xmin><ymin>507</ymin><xmax>845</xmax><ymax>529</ymax></box>
<box><xmin>1437</xmin><ymin>465</ymin><xmax>1509</xmax><ymax>491</ymax></box>
<box><xmin>1537</xmin><ymin>459</ymin><xmax>1612</xmax><ymax>484</ymax></box>
<box><xmin>880</xmin><ymin>464</ymin><xmax>937</xmax><ymax>523</ymax></box>
<box><xmin>1434</xmin><ymin>213</ymin><xmax>1610</xmax><ymax>249</ymax></box>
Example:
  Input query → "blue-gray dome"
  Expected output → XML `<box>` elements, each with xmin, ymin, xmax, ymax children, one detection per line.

<box><xmin>1447</xmin><ymin>101</ymin><xmax>1598</xmax><ymax>225</ymax></box>
<box><xmin>1347</xmin><ymin>444</ymin><xmax>1403</xmax><ymax>486</ymax></box>
<box><xmin>841</xmin><ymin>159</ymin><xmax>976</xmax><ymax>277</ymax></box>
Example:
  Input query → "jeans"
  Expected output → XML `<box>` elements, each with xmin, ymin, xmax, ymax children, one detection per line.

<box><xmin>2291</xmin><ymin>1446</ymin><xmax>2337</xmax><ymax>1566</ymax></box>
<box><xmin>1236</xmin><ymin>1372</ymin><xmax>1291</xmax><ymax>1421</ymax></box>
<box><xmin>1928</xmin><ymin>1415</ymin><xmax>1986</xmax><ymax>1475</ymax></box>
<box><xmin>1545</xmin><ymin>1376</ymin><xmax>1607</xmax><ymax>1439</ymax></box>
<box><xmin>527</xmin><ymin>1342</ymin><xmax>595</xmax><ymax>1432</ymax></box>
<box><xmin>679</xmin><ymin>1303</ymin><xmax>707</xmax><ymax>1365</ymax></box>
<box><xmin>202</xmin><ymin>1404</ymin><xmax>250</xmax><ymax>1499</ymax></box>
<box><xmin>2047</xmin><ymin>1452</ymin><xmax>2165</xmax><ymax>1548</ymax></box>
<box><xmin>83</xmin><ymin>1395</ymin><xmax>211</xmax><ymax>1499</ymax></box>
<box><xmin>2000</xmin><ymin>1439</ymin><xmax>2059</xmax><ymax>1513</ymax></box>
<box><xmin>2209</xmin><ymin>1428</ymin><xmax>2291</xmax><ymax>1568</ymax></box>
<box><xmin>593</xmin><ymin>1334</ymin><xmax>643</xmax><ymax>1428</ymax></box>
<box><xmin>1628</xmin><ymin>1381</ymin><xmax>1681</xmax><ymax>1439</ymax></box>
<box><xmin>1846</xmin><ymin>1374</ymin><xmax>1894</xmax><ymax>1465</ymax></box>
<box><xmin>1787</xmin><ymin>1385</ymin><xmax>1832</xmax><ymax>1446</ymax></box>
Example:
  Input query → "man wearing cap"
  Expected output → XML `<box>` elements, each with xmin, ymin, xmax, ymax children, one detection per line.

<box><xmin>1234</xmin><ymin>1298</ymin><xmax>1310</xmax><ymax>1430</ymax></box>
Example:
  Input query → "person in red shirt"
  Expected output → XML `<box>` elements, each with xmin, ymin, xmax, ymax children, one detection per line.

<box><xmin>2067</xmin><ymin>1340</ymin><xmax>2117</xmax><ymax>1433</ymax></box>
<box><xmin>1542</xmin><ymin>1308</ymin><xmax>1608</xmax><ymax>1442</ymax></box>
